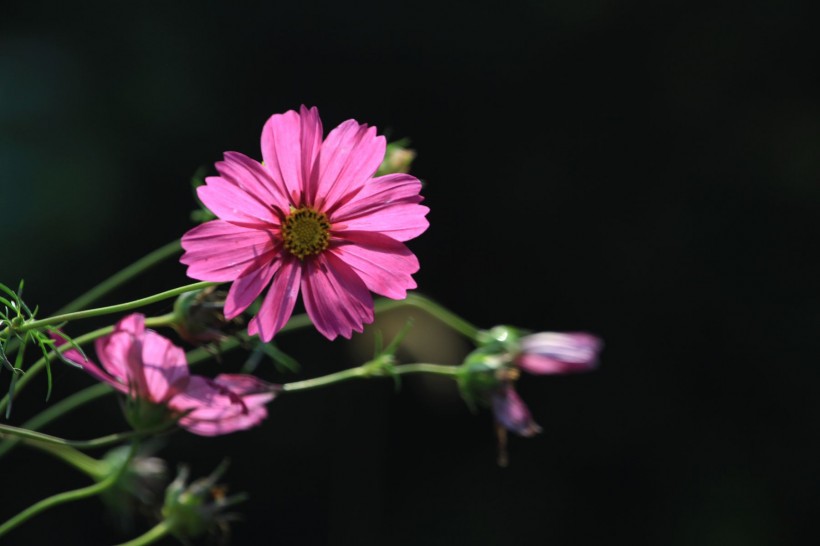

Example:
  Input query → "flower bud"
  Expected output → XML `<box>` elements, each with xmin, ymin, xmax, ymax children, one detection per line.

<box><xmin>376</xmin><ymin>140</ymin><xmax>416</xmax><ymax>175</ymax></box>
<box><xmin>100</xmin><ymin>444</ymin><xmax>169</xmax><ymax>532</ymax></box>
<box><xmin>172</xmin><ymin>287</ymin><xmax>243</xmax><ymax>345</ymax></box>
<box><xmin>162</xmin><ymin>462</ymin><xmax>247</xmax><ymax>541</ymax></box>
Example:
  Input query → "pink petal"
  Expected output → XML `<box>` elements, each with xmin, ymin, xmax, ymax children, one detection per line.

<box><xmin>216</xmin><ymin>151</ymin><xmax>290</xmax><ymax>215</ymax></box>
<box><xmin>95</xmin><ymin>331</ymin><xmax>142</xmax><ymax>392</ymax></box>
<box><xmin>171</xmin><ymin>375</ymin><xmax>273</xmax><ymax>436</ymax></box>
<box><xmin>248</xmin><ymin>258</ymin><xmax>302</xmax><ymax>342</ymax></box>
<box><xmin>261</xmin><ymin>106</ymin><xmax>322</xmax><ymax>206</ymax></box>
<box><xmin>223</xmin><ymin>252</ymin><xmax>282</xmax><ymax>319</ymax></box>
<box><xmin>95</xmin><ymin>314</ymin><xmax>148</xmax><ymax>390</ymax></box>
<box><xmin>492</xmin><ymin>386</ymin><xmax>542</xmax><ymax>437</ymax></box>
<box><xmin>52</xmin><ymin>333</ymin><xmax>127</xmax><ymax>394</ymax></box>
<box><xmin>180</xmin><ymin>220</ymin><xmax>276</xmax><ymax>282</ymax></box>
<box><xmin>517</xmin><ymin>332</ymin><xmax>602</xmax><ymax>375</ymax></box>
<box><xmin>212</xmin><ymin>373</ymin><xmax>275</xmax><ymax>396</ymax></box>
<box><xmin>314</xmin><ymin>120</ymin><xmax>385</xmax><ymax>211</ymax></box>
<box><xmin>114</xmin><ymin>314</ymin><xmax>147</xmax><ymax>337</ymax></box>
<box><xmin>297</xmin><ymin>105</ymin><xmax>324</xmax><ymax>207</ymax></box>
<box><xmin>139</xmin><ymin>330</ymin><xmax>189</xmax><ymax>403</ymax></box>
<box><xmin>197</xmin><ymin>176</ymin><xmax>279</xmax><ymax>226</ymax></box>
<box><xmin>330</xmin><ymin>231</ymin><xmax>419</xmax><ymax>299</ymax></box>
<box><xmin>329</xmin><ymin>174</ymin><xmax>429</xmax><ymax>241</ymax></box>
<box><xmin>301</xmin><ymin>253</ymin><xmax>374</xmax><ymax>340</ymax></box>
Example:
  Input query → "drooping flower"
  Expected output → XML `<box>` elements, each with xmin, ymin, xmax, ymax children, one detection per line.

<box><xmin>62</xmin><ymin>314</ymin><xmax>274</xmax><ymax>436</ymax></box>
<box><xmin>180</xmin><ymin>106</ymin><xmax>429</xmax><ymax>341</ymax></box>
<box><xmin>492</xmin><ymin>332</ymin><xmax>602</xmax><ymax>437</ymax></box>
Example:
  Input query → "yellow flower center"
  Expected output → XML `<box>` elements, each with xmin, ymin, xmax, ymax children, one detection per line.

<box><xmin>281</xmin><ymin>207</ymin><xmax>331</xmax><ymax>260</ymax></box>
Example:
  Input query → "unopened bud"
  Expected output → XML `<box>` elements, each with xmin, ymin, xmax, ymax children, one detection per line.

<box><xmin>376</xmin><ymin>140</ymin><xmax>416</xmax><ymax>176</ymax></box>
<box><xmin>172</xmin><ymin>287</ymin><xmax>243</xmax><ymax>345</ymax></box>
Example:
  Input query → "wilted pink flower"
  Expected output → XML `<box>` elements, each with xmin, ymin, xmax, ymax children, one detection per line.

<box><xmin>493</xmin><ymin>332</ymin><xmax>602</xmax><ymax>437</ymax></box>
<box><xmin>62</xmin><ymin>314</ymin><xmax>273</xmax><ymax>436</ymax></box>
<box><xmin>492</xmin><ymin>384</ymin><xmax>543</xmax><ymax>437</ymax></box>
<box><xmin>180</xmin><ymin>106</ymin><xmax>429</xmax><ymax>341</ymax></box>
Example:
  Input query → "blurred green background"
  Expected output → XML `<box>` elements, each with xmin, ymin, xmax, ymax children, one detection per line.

<box><xmin>2</xmin><ymin>1</ymin><xmax>820</xmax><ymax>544</ymax></box>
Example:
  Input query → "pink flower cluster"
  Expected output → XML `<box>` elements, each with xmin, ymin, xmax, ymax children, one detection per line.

<box><xmin>181</xmin><ymin>106</ymin><xmax>429</xmax><ymax>341</ymax></box>
<box><xmin>63</xmin><ymin>314</ymin><xmax>273</xmax><ymax>436</ymax></box>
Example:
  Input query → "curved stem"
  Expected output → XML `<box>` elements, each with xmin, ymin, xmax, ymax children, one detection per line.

<box><xmin>374</xmin><ymin>293</ymin><xmax>481</xmax><ymax>341</ymax></box>
<box><xmin>0</xmin><ymin>422</ymin><xmax>167</xmax><ymax>450</ymax></box>
<box><xmin>115</xmin><ymin>520</ymin><xmax>172</xmax><ymax>546</ymax></box>
<box><xmin>56</xmin><ymin>239</ymin><xmax>182</xmax><ymax>314</ymax></box>
<box><xmin>0</xmin><ymin>442</ymin><xmax>137</xmax><ymax>539</ymax></box>
<box><xmin>18</xmin><ymin>283</ymin><xmax>215</xmax><ymax>333</ymax></box>
<box><xmin>281</xmin><ymin>362</ymin><xmax>458</xmax><ymax>393</ymax></box>
<box><xmin>0</xmin><ymin>383</ymin><xmax>113</xmax><ymax>459</ymax></box>
<box><xmin>22</xmin><ymin>441</ymin><xmax>109</xmax><ymax>480</ymax></box>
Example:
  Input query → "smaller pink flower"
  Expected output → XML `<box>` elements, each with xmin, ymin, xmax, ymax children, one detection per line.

<box><xmin>493</xmin><ymin>332</ymin><xmax>602</xmax><ymax>437</ymax></box>
<box><xmin>492</xmin><ymin>385</ymin><xmax>543</xmax><ymax>437</ymax></box>
<box><xmin>63</xmin><ymin>314</ymin><xmax>274</xmax><ymax>436</ymax></box>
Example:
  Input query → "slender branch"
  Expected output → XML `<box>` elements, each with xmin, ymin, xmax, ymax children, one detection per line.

<box><xmin>114</xmin><ymin>521</ymin><xmax>172</xmax><ymax>546</ymax></box>
<box><xmin>17</xmin><ymin>283</ymin><xmax>215</xmax><ymax>333</ymax></box>
<box><xmin>373</xmin><ymin>293</ymin><xmax>481</xmax><ymax>340</ymax></box>
<box><xmin>0</xmin><ymin>383</ymin><xmax>112</xmax><ymax>459</ymax></box>
<box><xmin>0</xmin><ymin>422</ymin><xmax>166</xmax><ymax>450</ymax></box>
<box><xmin>0</xmin><ymin>442</ymin><xmax>137</xmax><ymax>538</ymax></box>
<box><xmin>281</xmin><ymin>362</ymin><xmax>458</xmax><ymax>393</ymax></box>
<box><xmin>21</xmin><ymin>441</ymin><xmax>109</xmax><ymax>480</ymax></box>
<box><xmin>56</xmin><ymin>239</ymin><xmax>182</xmax><ymax>314</ymax></box>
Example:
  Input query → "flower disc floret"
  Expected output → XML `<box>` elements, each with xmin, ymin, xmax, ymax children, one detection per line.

<box><xmin>281</xmin><ymin>207</ymin><xmax>330</xmax><ymax>259</ymax></box>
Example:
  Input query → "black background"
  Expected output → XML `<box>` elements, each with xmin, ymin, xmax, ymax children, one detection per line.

<box><xmin>2</xmin><ymin>1</ymin><xmax>820</xmax><ymax>544</ymax></box>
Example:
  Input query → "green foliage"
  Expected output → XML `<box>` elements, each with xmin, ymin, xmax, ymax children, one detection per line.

<box><xmin>188</xmin><ymin>166</ymin><xmax>217</xmax><ymax>223</ymax></box>
<box><xmin>243</xmin><ymin>340</ymin><xmax>300</xmax><ymax>375</ymax></box>
<box><xmin>0</xmin><ymin>280</ymin><xmax>85</xmax><ymax>416</ymax></box>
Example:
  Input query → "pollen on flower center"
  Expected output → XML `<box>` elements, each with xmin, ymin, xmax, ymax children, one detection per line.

<box><xmin>281</xmin><ymin>207</ymin><xmax>331</xmax><ymax>260</ymax></box>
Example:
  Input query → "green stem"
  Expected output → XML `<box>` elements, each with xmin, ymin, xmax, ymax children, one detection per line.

<box><xmin>17</xmin><ymin>283</ymin><xmax>214</xmax><ymax>333</ymax></box>
<box><xmin>0</xmin><ymin>314</ymin><xmax>175</xmax><ymax>416</ymax></box>
<box><xmin>115</xmin><ymin>520</ymin><xmax>172</xmax><ymax>546</ymax></box>
<box><xmin>184</xmin><ymin>308</ymin><xmax>313</xmax><ymax>365</ymax></box>
<box><xmin>373</xmin><ymin>293</ymin><xmax>481</xmax><ymax>341</ymax></box>
<box><xmin>281</xmin><ymin>362</ymin><xmax>458</xmax><ymax>393</ymax></box>
<box><xmin>22</xmin><ymin>440</ymin><xmax>109</xmax><ymax>480</ymax></box>
<box><xmin>0</xmin><ymin>442</ymin><xmax>137</xmax><ymax>539</ymax></box>
<box><xmin>56</xmin><ymin>239</ymin><xmax>182</xmax><ymax>314</ymax></box>
<box><xmin>0</xmin><ymin>383</ymin><xmax>113</xmax><ymax>459</ymax></box>
<box><xmin>0</xmin><ymin>422</ymin><xmax>164</xmax><ymax>450</ymax></box>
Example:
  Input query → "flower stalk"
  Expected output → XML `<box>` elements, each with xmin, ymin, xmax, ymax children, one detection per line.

<box><xmin>281</xmin><ymin>362</ymin><xmax>458</xmax><ymax>393</ymax></box>
<box><xmin>0</xmin><ymin>442</ymin><xmax>138</xmax><ymax>539</ymax></box>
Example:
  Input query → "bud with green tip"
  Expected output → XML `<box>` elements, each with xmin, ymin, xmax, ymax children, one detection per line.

<box><xmin>162</xmin><ymin>461</ymin><xmax>247</xmax><ymax>542</ymax></box>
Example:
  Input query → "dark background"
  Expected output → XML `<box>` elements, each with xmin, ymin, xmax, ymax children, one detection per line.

<box><xmin>2</xmin><ymin>1</ymin><xmax>819</xmax><ymax>544</ymax></box>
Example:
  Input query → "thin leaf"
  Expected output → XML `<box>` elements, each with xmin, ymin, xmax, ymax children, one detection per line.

<box><xmin>0</xmin><ymin>282</ymin><xmax>19</xmax><ymax>300</ymax></box>
<box><xmin>258</xmin><ymin>342</ymin><xmax>300</xmax><ymax>374</ymax></box>
<box><xmin>6</xmin><ymin>373</ymin><xmax>18</xmax><ymax>418</ymax></box>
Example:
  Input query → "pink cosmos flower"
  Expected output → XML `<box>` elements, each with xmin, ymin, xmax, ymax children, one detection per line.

<box><xmin>493</xmin><ymin>332</ymin><xmax>602</xmax><ymax>437</ymax></box>
<box><xmin>180</xmin><ymin>106</ymin><xmax>429</xmax><ymax>341</ymax></box>
<box><xmin>62</xmin><ymin>314</ymin><xmax>273</xmax><ymax>436</ymax></box>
